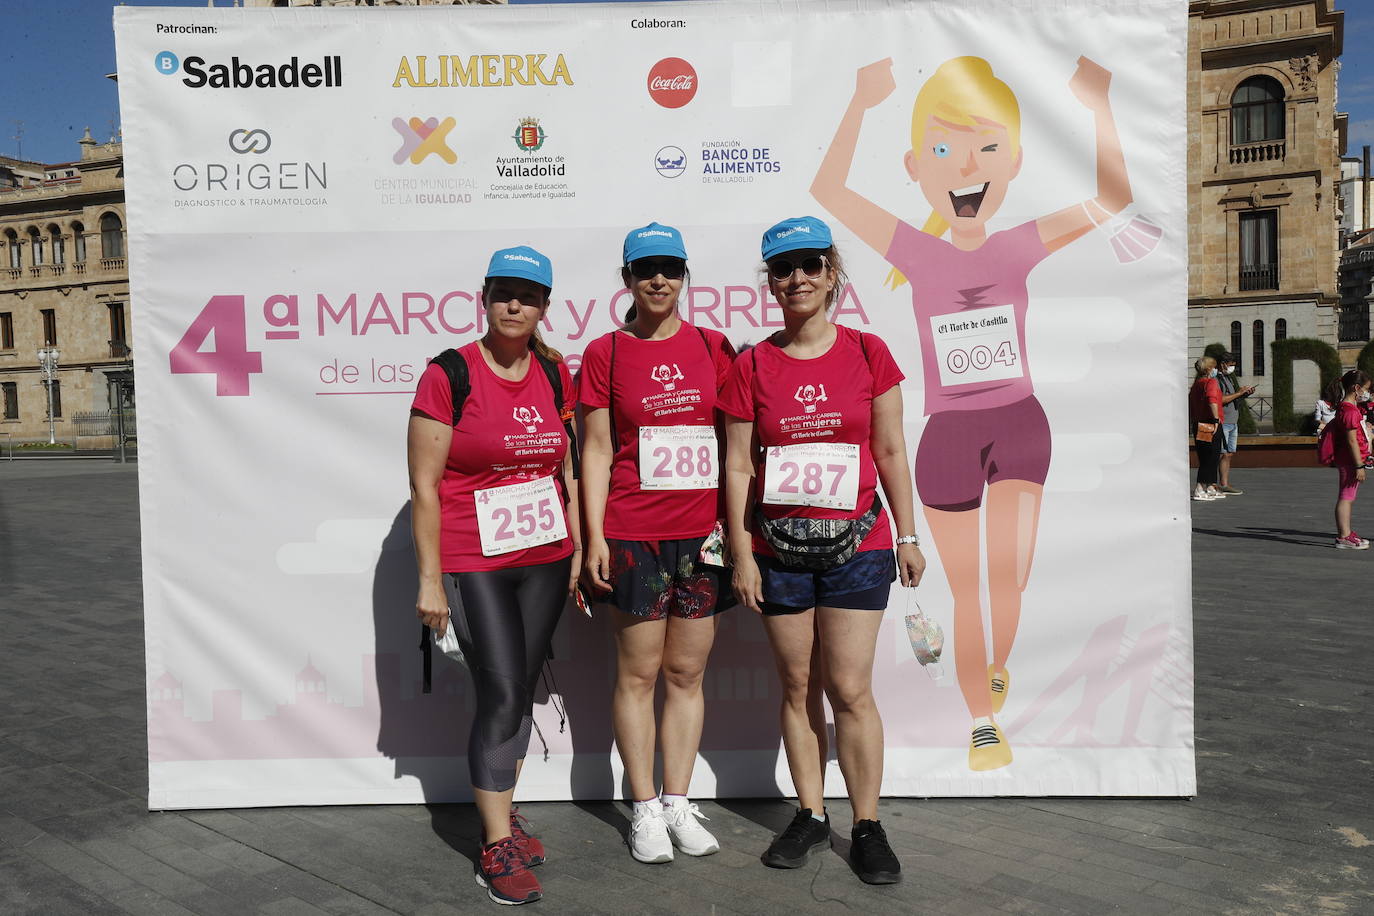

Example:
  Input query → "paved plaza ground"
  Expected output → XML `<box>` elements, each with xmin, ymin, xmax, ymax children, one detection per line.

<box><xmin>1</xmin><ymin>462</ymin><xmax>1371</xmax><ymax>914</ymax></box>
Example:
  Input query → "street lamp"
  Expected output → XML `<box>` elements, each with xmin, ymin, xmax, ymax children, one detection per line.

<box><xmin>37</xmin><ymin>345</ymin><xmax>59</xmax><ymax>445</ymax></box>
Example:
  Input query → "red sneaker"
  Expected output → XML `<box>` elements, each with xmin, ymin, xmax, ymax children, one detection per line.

<box><xmin>510</xmin><ymin>807</ymin><xmax>545</xmax><ymax>866</ymax></box>
<box><xmin>475</xmin><ymin>837</ymin><xmax>541</xmax><ymax>906</ymax></box>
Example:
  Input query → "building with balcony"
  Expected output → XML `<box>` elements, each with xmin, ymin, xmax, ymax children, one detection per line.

<box><xmin>0</xmin><ymin>129</ymin><xmax>131</xmax><ymax>445</ymax></box>
<box><xmin>1188</xmin><ymin>0</ymin><xmax>1346</xmax><ymax>402</ymax></box>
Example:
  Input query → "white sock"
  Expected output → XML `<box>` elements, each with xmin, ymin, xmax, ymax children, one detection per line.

<box><xmin>973</xmin><ymin>716</ymin><xmax>994</xmax><ymax>729</ymax></box>
<box><xmin>632</xmin><ymin>798</ymin><xmax>662</xmax><ymax>818</ymax></box>
<box><xmin>810</xmin><ymin>809</ymin><xmax>826</xmax><ymax>822</ymax></box>
<box><xmin>661</xmin><ymin>794</ymin><xmax>688</xmax><ymax>809</ymax></box>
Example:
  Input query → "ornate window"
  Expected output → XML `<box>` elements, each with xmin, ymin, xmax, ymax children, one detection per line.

<box><xmin>1231</xmin><ymin>76</ymin><xmax>1285</xmax><ymax>144</ymax></box>
<box><xmin>4</xmin><ymin>229</ymin><xmax>18</xmax><ymax>270</ymax></box>
<box><xmin>27</xmin><ymin>227</ymin><xmax>43</xmax><ymax>266</ymax></box>
<box><xmin>100</xmin><ymin>213</ymin><xmax>124</xmax><ymax>259</ymax></box>
<box><xmin>1230</xmin><ymin>321</ymin><xmax>1243</xmax><ymax>370</ymax></box>
<box><xmin>1252</xmin><ymin>320</ymin><xmax>1265</xmax><ymax>377</ymax></box>
<box><xmin>72</xmin><ymin>221</ymin><xmax>86</xmax><ymax>262</ymax></box>
<box><xmin>49</xmin><ymin>225</ymin><xmax>64</xmax><ymax>266</ymax></box>
<box><xmin>1275</xmin><ymin>318</ymin><xmax>1287</xmax><ymax>341</ymax></box>
<box><xmin>1239</xmin><ymin>211</ymin><xmax>1279</xmax><ymax>291</ymax></box>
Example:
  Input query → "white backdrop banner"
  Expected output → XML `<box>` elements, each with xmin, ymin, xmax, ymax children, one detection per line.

<box><xmin>116</xmin><ymin>0</ymin><xmax>1193</xmax><ymax>809</ymax></box>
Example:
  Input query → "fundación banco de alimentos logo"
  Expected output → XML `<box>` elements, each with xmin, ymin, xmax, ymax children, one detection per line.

<box><xmin>654</xmin><ymin>146</ymin><xmax>687</xmax><ymax>178</ymax></box>
<box><xmin>392</xmin><ymin>117</ymin><xmax>458</xmax><ymax>165</ymax></box>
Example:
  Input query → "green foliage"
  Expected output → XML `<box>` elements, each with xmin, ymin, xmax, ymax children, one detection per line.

<box><xmin>1202</xmin><ymin>342</ymin><xmax>1257</xmax><ymax>433</ymax></box>
<box><xmin>1270</xmin><ymin>337</ymin><xmax>1343</xmax><ymax>433</ymax></box>
<box><xmin>1359</xmin><ymin>339</ymin><xmax>1374</xmax><ymax>380</ymax></box>
<box><xmin>15</xmin><ymin>442</ymin><xmax>70</xmax><ymax>450</ymax></box>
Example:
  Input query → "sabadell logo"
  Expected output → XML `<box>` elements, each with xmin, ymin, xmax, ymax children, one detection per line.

<box><xmin>647</xmin><ymin>58</ymin><xmax>697</xmax><ymax>109</ymax></box>
<box><xmin>505</xmin><ymin>253</ymin><xmax>541</xmax><ymax>266</ymax></box>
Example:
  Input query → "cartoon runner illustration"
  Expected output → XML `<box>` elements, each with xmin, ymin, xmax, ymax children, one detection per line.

<box><xmin>812</xmin><ymin>55</ymin><xmax>1138</xmax><ymax>771</ymax></box>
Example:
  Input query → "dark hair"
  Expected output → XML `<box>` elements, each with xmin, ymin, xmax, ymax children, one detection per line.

<box><xmin>762</xmin><ymin>244</ymin><xmax>849</xmax><ymax>312</ymax></box>
<box><xmin>480</xmin><ymin>278</ymin><xmax>563</xmax><ymax>362</ymax></box>
<box><xmin>619</xmin><ymin>265</ymin><xmax>691</xmax><ymax>325</ymax></box>
<box><xmin>1341</xmin><ymin>369</ymin><xmax>1372</xmax><ymax>396</ymax></box>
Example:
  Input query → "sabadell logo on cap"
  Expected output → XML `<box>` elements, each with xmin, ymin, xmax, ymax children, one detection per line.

<box><xmin>774</xmin><ymin>226</ymin><xmax>811</xmax><ymax>239</ymax></box>
<box><xmin>505</xmin><ymin>253</ymin><xmax>541</xmax><ymax>265</ymax></box>
<box><xmin>638</xmin><ymin>229</ymin><xmax>672</xmax><ymax>239</ymax></box>
<box><xmin>647</xmin><ymin>58</ymin><xmax>697</xmax><ymax>109</ymax></box>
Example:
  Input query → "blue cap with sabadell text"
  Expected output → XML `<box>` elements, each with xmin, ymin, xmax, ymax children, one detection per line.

<box><xmin>623</xmin><ymin>222</ymin><xmax>688</xmax><ymax>264</ymax></box>
<box><xmin>485</xmin><ymin>245</ymin><xmax>553</xmax><ymax>290</ymax></box>
<box><xmin>761</xmin><ymin>215</ymin><xmax>832</xmax><ymax>260</ymax></box>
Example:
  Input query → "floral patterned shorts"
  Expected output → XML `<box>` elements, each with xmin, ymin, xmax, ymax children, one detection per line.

<box><xmin>604</xmin><ymin>537</ymin><xmax>735</xmax><ymax>620</ymax></box>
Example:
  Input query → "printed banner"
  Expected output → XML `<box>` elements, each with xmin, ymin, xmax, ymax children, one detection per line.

<box><xmin>116</xmin><ymin>0</ymin><xmax>1193</xmax><ymax>809</ymax></box>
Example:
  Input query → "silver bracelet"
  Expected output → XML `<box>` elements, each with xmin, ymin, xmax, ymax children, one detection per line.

<box><xmin>895</xmin><ymin>534</ymin><xmax>921</xmax><ymax>547</ymax></box>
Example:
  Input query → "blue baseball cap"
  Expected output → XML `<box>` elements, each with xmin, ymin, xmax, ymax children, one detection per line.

<box><xmin>485</xmin><ymin>245</ymin><xmax>553</xmax><ymax>290</ymax></box>
<box><xmin>761</xmin><ymin>216</ymin><xmax>833</xmax><ymax>260</ymax></box>
<box><xmin>623</xmin><ymin>222</ymin><xmax>688</xmax><ymax>264</ymax></box>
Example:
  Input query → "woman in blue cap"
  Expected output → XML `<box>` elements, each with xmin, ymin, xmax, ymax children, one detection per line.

<box><xmin>579</xmin><ymin>222</ymin><xmax>737</xmax><ymax>864</ymax></box>
<box><xmin>409</xmin><ymin>245</ymin><xmax>579</xmax><ymax>906</ymax></box>
<box><xmin>717</xmin><ymin>217</ymin><xmax>925</xmax><ymax>885</ymax></box>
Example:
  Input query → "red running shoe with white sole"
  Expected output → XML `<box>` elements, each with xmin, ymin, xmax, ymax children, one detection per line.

<box><xmin>475</xmin><ymin>836</ymin><xmax>541</xmax><ymax>906</ymax></box>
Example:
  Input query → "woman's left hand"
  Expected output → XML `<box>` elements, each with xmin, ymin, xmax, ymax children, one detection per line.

<box><xmin>568</xmin><ymin>548</ymin><xmax>582</xmax><ymax>597</ymax></box>
<box><xmin>1069</xmin><ymin>56</ymin><xmax>1111</xmax><ymax>110</ymax></box>
<box><xmin>897</xmin><ymin>543</ymin><xmax>926</xmax><ymax>587</ymax></box>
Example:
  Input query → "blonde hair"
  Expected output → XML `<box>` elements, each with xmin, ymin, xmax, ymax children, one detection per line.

<box><xmin>1194</xmin><ymin>356</ymin><xmax>1216</xmax><ymax>378</ymax></box>
<box><xmin>889</xmin><ymin>57</ymin><xmax>1022</xmax><ymax>290</ymax></box>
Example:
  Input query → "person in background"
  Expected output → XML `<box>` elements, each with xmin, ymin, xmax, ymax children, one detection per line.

<box><xmin>1214</xmin><ymin>352</ymin><xmax>1256</xmax><ymax>495</ymax></box>
<box><xmin>1330</xmin><ymin>369</ymin><xmax>1372</xmax><ymax>549</ymax></box>
<box><xmin>1190</xmin><ymin>356</ymin><xmax>1224</xmax><ymax>502</ymax></box>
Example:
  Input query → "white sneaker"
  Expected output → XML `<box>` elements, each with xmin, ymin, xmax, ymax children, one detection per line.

<box><xmin>1205</xmin><ymin>487</ymin><xmax>1226</xmax><ymax>499</ymax></box>
<box><xmin>662</xmin><ymin>798</ymin><xmax>720</xmax><ymax>857</ymax></box>
<box><xmin>1191</xmin><ymin>487</ymin><xmax>1213</xmax><ymax>501</ymax></box>
<box><xmin>628</xmin><ymin>800</ymin><xmax>673</xmax><ymax>863</ymax></box>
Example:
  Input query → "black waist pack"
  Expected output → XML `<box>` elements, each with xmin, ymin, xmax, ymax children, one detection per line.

<box><xmin>754</xmin><ymin>496</ymin><xmax>882</xmax><ymax>571</ymax></box>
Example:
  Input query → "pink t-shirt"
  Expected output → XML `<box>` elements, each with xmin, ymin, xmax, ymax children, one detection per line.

<box><xmin>1332</xmin><ymin>401</ymin><xmax>1371</xmax><ymax>468</ymax></box>
<box><xmin>716</xmin><ymin>324</ymin><xmax>903</xmax><ymax>555</ymax></box>
<box><xmin>884</xmin><ymin>219</ymin><xmax>1050</xmax><ymax>416</ymax></box>
<box><xmin>411</xmin><ymin>343</ymin><xmax>575</xmax><ymax>572</ymax></box>
<box><xmin>578</xmin><ymin>323</ymin><xmax>736</xmax><ymax>540</ymax></box>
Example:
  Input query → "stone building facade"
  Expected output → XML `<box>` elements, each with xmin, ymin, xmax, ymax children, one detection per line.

<box><xmin>0</xmin><ymin>131</ymin><xmax>131</xmax><ymax>446</ymax></box>
<box><xmin>1187</xmin><ymin>0</ymin><xmax>1346</xmax><ymax>400</ymax></box>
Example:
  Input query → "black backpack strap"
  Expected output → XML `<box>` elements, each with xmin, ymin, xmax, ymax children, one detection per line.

<box><xmin>533</xmin><ymin>348</ymin><xmax>580</xmax><ymax>479</ymax></box>
<box><xmin>608</xmin><ymin>331</ymin><xmax>619</xmax><ymax>451</ymax></box>
<box><xmin>430</xmin><ymin>347</ymin><xmax>470</xmax><ymax>427</ymax></box>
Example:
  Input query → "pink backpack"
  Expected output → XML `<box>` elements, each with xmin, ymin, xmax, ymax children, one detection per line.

<box><xmin>1317</xmin><ymin>424</ymin><xmax>1336</xmax><ymax>466</ymax></box>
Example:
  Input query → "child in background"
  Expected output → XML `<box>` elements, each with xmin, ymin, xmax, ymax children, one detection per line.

<box><xmin>1330</xmin><ymin>369</ymin><xmax>1373</xmax><ymax>550</ymax></box>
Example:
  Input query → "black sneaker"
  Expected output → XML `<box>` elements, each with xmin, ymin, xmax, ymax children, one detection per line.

<box><xmin>850</xmin><ymin>819</ymin><xmax>901</xmax><ymax>885</ymax></box>
<box><xmin>761</xmin><ymin>808</ymin><xmax>830</xmax><ymax>868</ymax></box>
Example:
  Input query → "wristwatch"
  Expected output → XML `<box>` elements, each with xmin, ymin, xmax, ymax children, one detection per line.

<box><xmin>895</xmin><ymin>535</ymin><xmax>921</xmax><ymax>546</ymax></box>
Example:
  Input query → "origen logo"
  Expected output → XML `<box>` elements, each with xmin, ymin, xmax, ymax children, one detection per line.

<box><xmin>392</xmin><ymin>117</ymin><xmax>457</xmax><ymax>165</ymax></box>
<box><xmin>647</xmin><ymin>57</ymin><xmax>697</xmax><ymax>109</ymax></box>
<box><xmin>155</xmin><ymin>51</ymin><xmax>180</xmax><ymax>75</ymax></box>
<box><xmin>228</xmin><ymin>129</ymin><xmax>271</xmax><ymax>155</ymax></box>
<box><xmin>654</xmin><ymin>146</ymin><xmax>686</xmax><ymax>178</ymax></box>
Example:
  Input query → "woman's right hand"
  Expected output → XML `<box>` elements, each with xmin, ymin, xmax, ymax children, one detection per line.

<box><xmin>854</xmin><ymin>58</ymin><xmax>896</xmax><ymax>109</ymax></box>
<box><xmin>1358</xmin><ymin>468</ymin><xmax>1367</xmax><ymax>484</ymax></box>
<box><xmin>732</xmin><ymin>554</ymin><xmax>765</xmax><ymax>615</ymax></box>
<box><xmin>416</xmin><ymin>579</ymin><xmax>449</xmax><ymax>637</ymax></box>
<box><xmin>582</xmin><ymin>537</ymin><xmax>613</xmax><ymax>593</ymax></box>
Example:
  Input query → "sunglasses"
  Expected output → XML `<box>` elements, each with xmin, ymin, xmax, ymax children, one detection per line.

<box><xmin>767</xmin><ymin>255</ymin><xmax>829</xmax><ymax>281</ymax></box>
<box><xmin>628</xmin><ymin>258</ymin><xmax>687</xmax><ymax>280</ymax></box>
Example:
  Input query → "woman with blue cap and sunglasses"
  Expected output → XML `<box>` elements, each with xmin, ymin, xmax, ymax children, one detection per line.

<box><xmin>408</xmin><ymin>246</ymin><xmax>579</xmax><ymax>906</ymax></box>
<box><xmin>717</xmin><ymin>216</ymin><xmax>925</xmax><ymax>885</ymax></box>
<box><xmin>579</xmin><ymin>222</ymin><xmax>737</xmax><ymax>865</ymax></box>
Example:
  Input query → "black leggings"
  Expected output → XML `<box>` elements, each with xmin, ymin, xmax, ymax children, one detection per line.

<box><xmin>1194</xmin><ymin>424</ymin><xmax>1222</xmax><ymax>487</ymax></box>
<box><xmin>449</xmin><ymin>557</ymin><xmax>570</xmax><ymax>792</ymax></box>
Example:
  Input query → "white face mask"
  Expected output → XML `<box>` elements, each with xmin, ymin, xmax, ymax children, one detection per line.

<box><xmin>1223</xmin><ymin>366</ymin><xmax>1234</xmax><ymax>374</ymax></box>
<box><xmin>1359</xmin><ymin>390</ymin><xmax>1372</xmax><ymax>403</ymax></box>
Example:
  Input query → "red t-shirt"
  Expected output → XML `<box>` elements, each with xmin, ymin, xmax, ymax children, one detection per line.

<box><xmin>578</xmin><ymin>323</ymin><xmax>736</xmax><ymax>540</ymax></box>
<box><xmin>411</xmin><ymin>343</ymin><xmax>575</xmax><ymax>572</ymax></box>
<box><xmin>1332</xmin><ymin>401</ymin><xmax>1371</xmax><ymax>468</ymax></box>
<box><xmin>1189</xmin><ymin>377</ymin><xmax>1221</xmax><ymax>424</ymax></box>
<box><xmin>716</xmin><ymin>324</ymin><xmax>903</xmax><ymax>555</ymax></box>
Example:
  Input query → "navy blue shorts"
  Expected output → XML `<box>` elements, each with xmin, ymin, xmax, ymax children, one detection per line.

<box><xmin>756</xmin><ymin>549</ymin><xmax>896</xmax><ymax>615</ymax></box>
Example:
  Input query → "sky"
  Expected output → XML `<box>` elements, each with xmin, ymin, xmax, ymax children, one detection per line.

<box><xmin>1</xmin><ymin>0</ymin><xmax>1372</xmax><ymax>166</ymax></box>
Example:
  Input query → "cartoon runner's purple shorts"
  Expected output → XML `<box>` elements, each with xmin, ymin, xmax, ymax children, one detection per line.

<box><xmin>915</xmin><ymin>396</ymin><xmax>1051</xmax><ymax>512</ymax></box>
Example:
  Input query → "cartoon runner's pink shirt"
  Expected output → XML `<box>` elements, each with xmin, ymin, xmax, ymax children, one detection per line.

<box><xmin>884</xmin><ymin>219</ymin><xmax>1051</xmax><ymax>416</ymax></box>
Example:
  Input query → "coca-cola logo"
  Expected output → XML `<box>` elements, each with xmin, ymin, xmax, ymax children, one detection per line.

<box><xmin>647</xmin><ymin>57</ymin><xmax>697</xmax><ymax>109</ymax></box>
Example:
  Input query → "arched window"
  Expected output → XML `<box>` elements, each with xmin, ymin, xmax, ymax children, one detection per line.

<box><xmin>4</xmin><ymin>229</ymin><xmax>18</xmax><ymax>270</ymax></box>
<box><xmin>1275</xmin><ymin>318</ymin><xmax>1287</xmax><ymax>341</ymax></box>
<box><xmin>71</xmin><ymin>221</ymin><xmax>86</xmax><ymax>263</ymax></box>
<box><xmin>1231</xmin><ymin>76</ymin><xmax>1285</xmax><ymax>144</ymax></box>
<box><xmin>1252</xmin><ymin>320</ymin><xmax>1266</xmax><ymax>376</ymax></box>
<box><xmin>27</xmin><ymin>227</ymin><xmax>43</xmax><ymax>266</ymax></box>
<box><xmin>1230</xmin><ymin>321</ymin><xmax>1243</xmax><ymax>370</ymax></box>
<box><xmin>100</xmin><ymin>213</ymin><xmax>123</xmax><ymax>259</ymax></box>
<box><xmin>49</xmin><ymin>225</ymin><xmax>64</xmax><ymax>266</ymax></box>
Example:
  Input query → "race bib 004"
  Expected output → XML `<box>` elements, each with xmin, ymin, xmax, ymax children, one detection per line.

<box><xmin>762</xmin><ymin>442</ymin><xmax>859</xmax><ymax>510</ymax></box>
<box><xmin>474</xmin><ymin>477</ymin><xmax>568</xmax><ymax>556</ymax></box>
<box><xmin>638</xmin><ymin>425</ymin><xmax>719</xmax><ymax>490</ymax></box>
<box><xmin>930</xmin><ymin>303</ymin><xmax>1024</xmax><ymax>388</ymax></box>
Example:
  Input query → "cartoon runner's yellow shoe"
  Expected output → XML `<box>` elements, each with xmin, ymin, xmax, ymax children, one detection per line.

<box><xmin>968</xmin><ymin>718</ymin><xmax>1012</xmax><ymax>771</ymax></box>
<box><xmin>988</xmin><ymin>665</ymin><xmax>1010</xmax><ymax>715</ymax></box>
